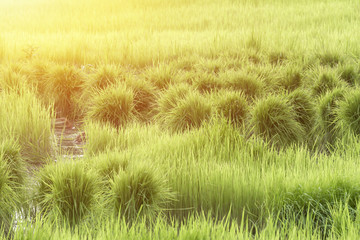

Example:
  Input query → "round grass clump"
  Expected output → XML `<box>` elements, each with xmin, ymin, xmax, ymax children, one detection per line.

<box><xmin>0</xmin><ymin>140</ymin><xmax>25</xmax><ymax>187</ymax></box>
<box><xmin>312</xmin><ymin>71</ymin><xmax>344</xmax><ymax>96</ymax></box>
<box><xmin>268</xmin><ymin>51</ymin><xmax>287</xmax><ymax>65</ymax></box>
<box><xmin>193</xmin><ymin>73</ymin><xmax>224</xmax><ymax>94</ymax></box>
<box><xmin>0</xmin><ymin>159</ymin><xmax>16</xmax><ymax>236</ymax></box>
<box><xmin>338</xmin><ymin>65</ymin><xmax>360</xmax><ymax>87</ymax></box>
<box><xmin>287</xmin><ymin>89</ymin><xmax>316</xmax><ymax>132</ymax></box>
<box><xmin>318</xmin><ymin>88</ymin><xmax>346</xmax><ymax>133</ymax></box>
<box><xmin>37</xmin><ymin>161</ymin><xmax>100</xmax><ymax>223</ymax></box>
<box><xmin>317</xmin><ymin>88</ymin><xmax>346</xmax><ymax>148</ymax></box>
<box><xmin>87</xmin><ymin>84</ymin><xmax>134</xmax><ymax>128</ymax></box>
<box><xmin>46</xmin><ymin>65</ymin><xmax>85</xmax><ymax>118</ymax></box>
<box><xmin>88</xmin><ymin>64</ymin><xmax>119</xmax><ymax>91</ymax></box>
<box><xmin>125</xmin><ymin>78</ymin><xmax>158</xmax><ymax>122</ymax></box>
<box><xmin>110</xmin><ymin>166</ymin><xmax>172</xmax><ymax>218</ymax></box>
<box><xmin>224</xmin><ymin>71</ymin><xmax>263</xmax><ymax>100</ymax></box>
<box><xmin>280</xmin><ymin>68</ymin><xmax>303</xmax><ymax>92</ymax></box>
<box><xmin>91</xmin><ymin>151</ymin><xmax>129</xmax><ymax>183</ymax></box>
<box><xmin>337</xmin><ymin>90</ymin><xmax>360</xmax><ymax>135</ymax></box>
<box><xmin>251</xmin><ymin>95</ymin><xmax>305</xmax><ymax>145</ymax></box>
<box><xmin>144</xmin><ymin>64</ymin><xmax>176</xmax><ymax>90</ymax></box>
<box><xmin>165</xmin><ymin>92</ymin><xmax>212</xmax><ymax>132</ymax></box>
<box><xmin>318</xmin><ymin>52</ymin><xmax>342</xmax><ymax>67</ymax></box>
<box><xmin>215</xmin><ymin>90</ymin><xmax>249</xmax><ymax>126</ymax></box>
<box><xmin>157</xmin><ymin>83</ymin><xmax>193</xmax><ymax>115</ymax></box>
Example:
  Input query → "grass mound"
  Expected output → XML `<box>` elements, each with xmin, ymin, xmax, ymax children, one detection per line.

<box><xmin>223</xmin><ymin>71</ymin><xmax>263</xmax><ymax>100</ymax></box>
<box><xmin>251</xmin><ymin>95</ymin><xmax>305</xmax><ymax>145</ymax></box>
<box><xmin>312</xmin><ymin>71</ymin><xmax>344</xmax><ymax>96</ymax></box>
<box><xmin>215</xmin><ymin>90</ymin><xmax>249</xmax><ymax>126</ymax></box>
<box><xmin>91</xmin><ymin>151</ymin><xmax>129</xmax><ymax>183</ymax></box>
<box><xmin>318</xmin><ymin>52</ymin><xmax>342</xmax><ymax>67</ymax></box>
<box><xmin>193</xmin><ymin>73</ymin><xmax>224</xmax><ymax>94</ymax></box>
<box><xmin>337</xmin><ymin>90</ymin><xmax>360</xmax><ymax>135</ymax></box>
<box><xmin>88</xmin><ymin>64</ymin><xmax>119</xmax><ymax>91</ymax></box>
<box><xmin>36</xmin><ymin>161</ymin><xmax>100</xmax><ymax>224</ymax></box>
<box><xmin>46</xmin><ymin>64</ymin><xmax>85</xmax><ymax>119</ymax></box>
<box><xmin>110</xmin><ymin>165</ymin><xmax>173</xmax><ymax>218</ymax></box>
<box><xmin>317</xmin><ymin>88</ymin><xmax>346</xmax><ymax>149</ymax></box>
<box><xmin>87</xmin><ymin>84</ymin><xmax>135</xmax><ymax>128</ymax></box>
<box><xmin>287</xmin><ymin>89</ymin><xmax>315</xmax><ymax>133</ymax></box>
<box><xmin>125</xmin><ymin>78</ymin><xmax>158</xmax><ymax>122</ymax></box>
<box><xmin>338</xmin><ymin>65</ymin><xmax>360</xmax><ymax>87</ymax></box>
<box><xmin>164</xmin><ymin>92</ymin><xmax>212</xmax><ymax>132</ymax></box>
<box><xmin>0</xmin><ymin>140</ymin><xmax>25</xmax><ymax>187</ymax></box>
<box><xmin>156</xmin><ymin>83</ymin><xmax>193</xmax><ymax>117</ymax></box>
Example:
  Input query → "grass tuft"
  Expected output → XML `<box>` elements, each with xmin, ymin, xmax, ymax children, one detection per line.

<box><xmin>36</xmin><ymin>161</ymin><xmax>100</xmax><ymax>224</ymax></box>
<box><xmin>110</xmin><ymin>165</ymin><xmax>173</xmax><ymax>219</ymax></box>
<box><xmin>337</xmin><ymin>90</ymin><xmax>360</xmax><ymax>135</ymax></box>
<box><xmin>87</xmin><ymin>84</ymin><xmax>135</xmax><ymax>128</ymax></box>
<box><xmin>215</xmin><ymin>90</ymin><xmax>249</xmax><ymax>126</ymax></box>
<box><xmin>251</xmin><ymin>95</ymin><xmax>305</xmax><ymax>145</ymax></box>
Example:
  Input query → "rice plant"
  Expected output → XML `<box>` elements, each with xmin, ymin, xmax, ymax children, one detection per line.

<box><xmin>338</xmin><ymin>65</ymin><xmax>360</xmax><ymax>87</ymax></box>
<box><xmin>45</xmin><ymin>64</ymin><xmax>86</xmax><ymax>119</ymax></box>
<box><xmin>36</xmin><ymin>161</ymin><xmax>100</xmax><ymax>224</ymax></box>
<box><xmin>164</xmin><ymin>92</ymin><xmax>212</xmax><ymax>132</ymax></box>
<box><xmin>317</xmin><ymin>87</ymin><xmax>347</xmax><ymax>149</ymax></box>
<box><xmin>156</xmin><ymin>83</ymin><xmax>193</xmax><ymax>118</ymax></box>
<box><xmin>251</xmin><ymin>95</ymin><xmax>305</xmax><ymax>145</ymax></box>
<box><xmin>0</xmin><ymin>139</ymin><xmax>25</xmax><ymax>188</ymax></box>
<box><xmin>193</xmin><ymin>72</ymin><xmax>224</xmax><ymax>94</ymax></box>
<box><xmin>223</xmin><ymin>70</ymin><xmax>263</xmax><ymax>100</ymax></box>
<box><xmin>337</xmin><ymin>90</ymin><xmax>360</xmax><ymax>135</ymax></box>
<box><xmin>312</xmin><ymin>71</ymin><xmax>345</xmax><ymax>96</ymax></box>
<box><xmin>125</xmin><ymin>77</ymin><xmax>158</xmax><ymax>122</ymax></box>
<box><xmin>110</xmin><ymin>165</ymin><xmax>173</xmax><ymax>219</ymax></box>
<box><xmin>86</xmin><ymin>84</ymin><xmax>135</xmax><ymax>128</ymax></box>
<box><xmin>215</xmin><ymin>90</ymin><xmax>249</xmax><ymax>126</ymax></box>
<box><xmin>90</xmin><ymin>151</ymin><xmax>129</xmax><ymax>183</ymax></box>
<box><xmin>287</xmin><ymin>89</ymin><xmax>315</xmax><ymax>133</ymax></box>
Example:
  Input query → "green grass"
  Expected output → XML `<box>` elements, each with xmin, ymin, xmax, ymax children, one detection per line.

<box><xmin>251</xmin><ymin>95</ymin><xmax>305</xmax><ymax>146</ymax></box>
<box><xmin>2</xmin><ymin>0</ymin><xmax>360</xmax><ymax>238</ymax></box>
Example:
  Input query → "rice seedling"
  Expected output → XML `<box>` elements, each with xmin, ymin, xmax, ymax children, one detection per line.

<box><xmin>312</xmin><ymin>71</ymin><xmax>345</xmax><ymax>96</ymax></box>
<box><xmin>90</xmin><ymin>151</ymin><xmax>129</xmax><ymax>183</ymax></box>
<box><xmin>317</xmin><ymin>87</ymin><xmax>347</xmax><ymax>149</ymax></box>
<box><xmin>36</xmin><ymin>161</ymin><xmax>100</xmax><ymax>224</ymax></box>
<box><xmin>45</xmin><ymin>64</ymin><xmax>86</xmax><ymax>119</ymax></box>
<box><xmin>223</xmin><ymin>70</ymin><xmax>263</xmax><ymax>100</ymax></box>
<box><xmin>268</xmin><ymin>51</ymin><xmax>287</xmax><ymax>65</ymax></box>
<box><xmin>0</xmin><ymin>68</ymin><xmax>29</xmax><ymax>93</ymax></box>
<box><xmin>280</xmin><ymin>68</ymin><xmax>303</xmax><ymax>92</ymax></box>
<box><xmin>164</xmin><ymin>92</ymin><xmax>212</xmax><ymax>132</ymax></box>
<box><xmin>0</xmin><ymin>139</ymin><xmax>25</xmax><ymax>188</ymax></box>
<box><xmin>0</xmin><ymin>155</ymin><xmax>18</xmax><ymax>237</ymax></box>
<box><xmin>318</xmin><ymin>52</ymin><xmax>342</xmax><ymax>67</ymax></box>
<box><xmin>287</xmin><ymin>89</ymin><xmax>315</xmax><ymax>133</ymax></box>
<box><xmin>215</xmin><ymin>90</ymin><xmax>249</xmax><ymax>126</ymax></box>
<box><xmin>86</xmin><ymin>64</ymin><xmax>120</xmax><ymax>91</ymax></box>
<box><xmin>193</xmin><ymin>72</ymin><xmax>224</xmax><ymax>94</ymax></box>
<box><xmin>0</xmin><ymin>90</ymin><xmax>53</xmax><ymax>163</ymax></box>
<box><xmin>86</xmin><ymin>84</ymin><xmax>135</xmax><ymax>128</ymax></box>
<box><xmin>125</xmin><ymin>77</ymin><xmax>158</xmax><ymax>122</ymax></box>
<box><xmin>251</xmin><ymin>95</ymin><xmax>305</xmax><ymax>146</ymax></box>
<box><xmin>110</xmin><ymin>165</ymin><xmax>173</xmax><ymax>219</ymax></box>
<box><xmin>337</xmin><ymin>90</ymin><xmax>360</xmax><ymax>135</ymax></box>
<box><xmin>277</xmin><ymin>177</ymin><xmax>360</xmax><ymax>237</ymax></box>
<box><xmin>338</xmin><ymin>65</ymin><xmax>360</xmax><ymax>87</ymax></box>
<box><xmin>144</xmin><ymin>64</ymin><xmax>177</xmax><ymax>90</ymax></box>
<box><xmin>156</xmin><ymin>83</ymin><xmax>193</xmax><ymax>118</ymax></box>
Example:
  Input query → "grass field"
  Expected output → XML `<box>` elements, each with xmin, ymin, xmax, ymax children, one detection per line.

<box><xmin>1</xmin><ymin>0</ymin><xmax>360</xmax><ymax>239</ymax></box>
